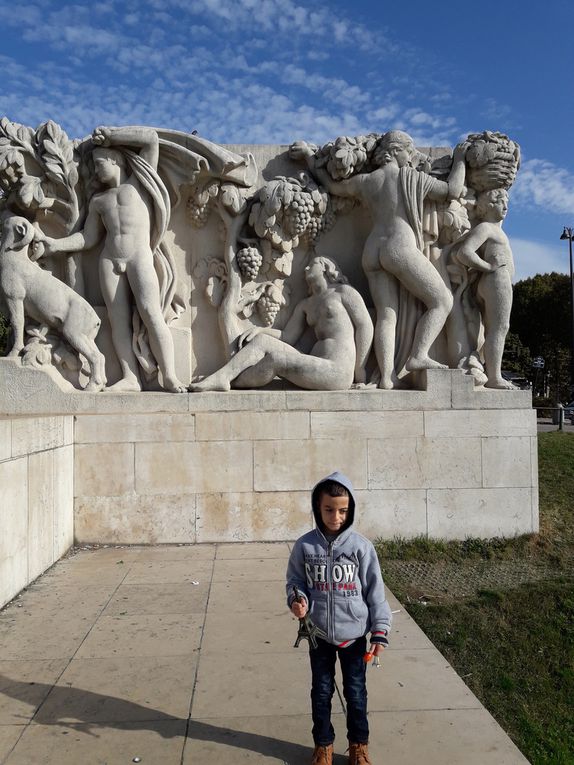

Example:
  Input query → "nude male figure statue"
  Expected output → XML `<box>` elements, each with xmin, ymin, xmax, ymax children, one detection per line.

<box><xmin>449</xmin><ymin>188</ymin><xmax>514</xmax><ymax>389</ymax></box>
<box><xmin>293</xmin><ymin>132</ymin><xmax>468</xmax><ymax>388</ymax></box>
<box><xmin>38</xmin><ymin>126</ymin><xmax>185</xmax><ymax>393</ymax></box>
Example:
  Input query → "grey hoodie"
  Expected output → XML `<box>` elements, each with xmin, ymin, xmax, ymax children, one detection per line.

<box><xmin>286</xmin><ymin>471</ymin><xmax>392</xmax><ymax>647</ymax></box>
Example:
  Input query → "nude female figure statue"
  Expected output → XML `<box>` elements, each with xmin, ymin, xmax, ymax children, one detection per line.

<box><xmin>292</xmin><ymin>132</ymin><xmax>468</xmax><ymax>388</ymax></box>
<box><xmin>189</xmin><ymin>255</ymin><xmax>373</xmax><ymax>392</ymax></box>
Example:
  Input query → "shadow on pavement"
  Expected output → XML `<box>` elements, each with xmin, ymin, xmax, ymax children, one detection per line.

<box><xmin>0</xmin><ymin>673</ymin><xmax>347</xmax><ymax>764</ymax></box>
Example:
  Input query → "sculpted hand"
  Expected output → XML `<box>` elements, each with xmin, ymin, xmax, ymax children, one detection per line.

<box><xmin>238</xmin><ymin>328</ymin><xmax>261</xmax><ymax>349</ymax></box>
<box><xmin>92</xmin><ymin>126</ymin><xmax>112</xmax><ymax>146</ymax></box>
<box><xmin>291</xmin><ymin>600</ymin><xmax>308</xmax><ymax>619</ymax></box>
<box><xmin>490</xmin><ymin>251</ymin><xmax>509</xmax><ymax>270</ymax></box>
<box><xmin>35</xmin><ymin>235</ymin><xmax>57</xmax><ymax>257</ymax></box>
<box><xmin>453</xmin><ymin>141</ymin><xmax>470</xmax><ymax>161</ymax></box>
<box><xmin>289</xmin><ymin>141</ymin><xmax>316</xmax><ymax>163</ymax></box>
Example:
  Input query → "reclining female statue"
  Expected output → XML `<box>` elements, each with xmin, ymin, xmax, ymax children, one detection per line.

<box><xmin>190</xmin><ymin>255</ymin><xmax>373</xmax><ymax>391</ymax></box>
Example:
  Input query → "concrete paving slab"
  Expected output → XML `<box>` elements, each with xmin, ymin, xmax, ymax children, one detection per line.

<box><xmin>363</xmin><ymin>649</ymin><xmax>482</xmax><ymax>712</ymax></box>
<box><xmin>0</xmin><ymin>617</ymin><xmax>93</xmax><ymax>661</ymax></box>
<box><xmin>122</xmin><ymin>559</ymin><xmax>214</xmax><ymax>585</ymax></box>
<box><xmin>209</xmin><ymin>580</ymin><xmax>286</xmax><ymax>613</ymax></box>
<box><xmin>136</xmin><ymin>544</ymin><xmax>216</xmax><ymax>561</ymax></box>
<box><xmin>102</xmin><ymin>582</ymin><xmax>209</xmax><ymax>616</ymax></box>
<box><xmin>0</xmin><ymin>661</ymin><xmax>68</xmax><ymax>723</ymax></box>
<box><xmin>181</xmin><ymin>713</ymin><xmax>350</xmax><ymax>764</ymax></box>
<box><xmin>75</xmin><ymin>613</ymin><xmax>202</xmax><ymax>659</ymax></box>
<box><xmin>201</xmin><ymin>609</ymin><xmax>297</xmax><ymax>655</ymax></box>
<box><xmin>37</xmin><ymin>563</ymin><xmax>129</xmax><ymax>587</ymax></box>
<box><xmin>216</xmin><ymin>542</ymin><xmax>291</xmax><ymax>559</ymax></box>
<box><xmin>366</xmin><ymin>709</ymin><xmax>529</xmax><ymax>763</ymax></box>
<box><xmin>212</xmin><ymin>557</ymin><xmax>287</xmax><ymax>582</ymax></box>
<box><xmin>191</xmin><ymin>652</ymin><xmax>321</xmax><ymax>719</ymax></box>
<box><xmin>2</xmin><ymin>585</ymin><xmax>114</xmax><ymax>621</ymax></box>
<box><xmin>0</xmin><ymin>544</ymin><xmax>532</xmax><ymax>764</ymax></box>
<box><xmin>2</xmin><ymin>720</ymin><xmax>186</xmax><ymax>764</ymax></box>
<box><xmin>0</xmin><ymin>726</ymin><xmax>25</xmax><ymax>762</ymax></box>
<box><xmin>34</xmin><ymin>655</ymin><xmax>197</xmax><ymax>724</ymax></box>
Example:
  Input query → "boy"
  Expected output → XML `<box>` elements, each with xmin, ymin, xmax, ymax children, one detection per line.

<box><xmin>286</xmin><ymin>471</ymin><xmax>392</xmax><ymax>765</ymax></box>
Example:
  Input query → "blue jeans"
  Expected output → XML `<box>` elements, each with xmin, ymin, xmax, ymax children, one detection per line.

<box><xmin>309</xmin><ymin>636</ymin><xmax>369</xmax><ymax>746</ymax></box>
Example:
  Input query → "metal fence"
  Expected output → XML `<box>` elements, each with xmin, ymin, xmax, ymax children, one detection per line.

<box><xmin>536</xmin><ymin>406</ymin><xmax>574</xmax><ymax>431</ymax></box>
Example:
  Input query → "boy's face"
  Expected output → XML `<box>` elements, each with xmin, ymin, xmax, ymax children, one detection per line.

<box><xmin>318</xmin><ymin>492</ymin><xmax>349</xmax><ymax>534</ymax></box>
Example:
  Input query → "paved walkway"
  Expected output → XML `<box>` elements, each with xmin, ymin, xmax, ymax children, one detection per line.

<box><xmin>0</xmin><ymin>543</ymin><xmax>529</xmax><ymax>764</ymax></box>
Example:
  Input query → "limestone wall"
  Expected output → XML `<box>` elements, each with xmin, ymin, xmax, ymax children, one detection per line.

<box><xmin>0</xmin><ymin>415</ymin><xmax>74</xmax><ymax>608</ymax></box>
<box><xmin>72</xmin><ymin>370</ymin><xmax>538</xmax><ymax>545</ymax></box>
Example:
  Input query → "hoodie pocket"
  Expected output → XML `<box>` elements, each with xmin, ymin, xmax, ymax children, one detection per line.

<box><xmin>334</xmin><ymin>597</ymin><xmax>369</xmax><ymax>642</ymax></box>
<box><xmin>309</xmin><ymin>597</ymin><xmax>328</xmax><ymax>634</ymax></box>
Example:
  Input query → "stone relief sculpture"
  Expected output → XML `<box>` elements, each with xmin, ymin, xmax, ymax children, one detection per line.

<box><xmin>446</xmin><ymin>188</ymin><xmax>514</xmax><ymax>389</ymax></box>
<box><xmin>0</xmin><ymin>116</ymin><xmax>521</xmax><ymax>393</ymax></box>
<box><xmin>290</xmin><ymin>132</ymin><xmax>468</xmax><ymax>388</ymax></box>
<box><xmin>0</xmin><ymin>215</ymin><xmax>106</xmax><ymax>390</ymax></box>
<box><xmin>36</xmin><ymin>126</ymin><xmax>187</xmax><ymax>393</ymax></box>
<box><xmin>190</xmin><ymin>255</ymin><xmax>373</xmax><ymax>391</ymax></box>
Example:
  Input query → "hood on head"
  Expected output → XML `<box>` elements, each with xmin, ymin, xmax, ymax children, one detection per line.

<box><xmin>311</xmin><ymin>471</ymin><xmax>356</xmax><ymax>534</ymax></box>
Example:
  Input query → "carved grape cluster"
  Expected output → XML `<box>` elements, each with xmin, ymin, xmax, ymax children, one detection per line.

<box><xmin>237</xmin><ymin>246</ymin><xmax>263</xmax><ymax>281</ymax></box>
<box><xmin>257</xmin><ymin>285</ymin><xmax>283</xmax><ymax>326</ymax></box>
<box><xmin>315</xmin><ymin>134</ymin><xmax>380</xmax><ymax>180</ymax></box>
<box><xmin>186</xmin><ymin>181</ymin><xmax>220</xmax><ymax>228</ymax></box>
<box><xmin>249</xmin><ymin>175</ymin><xmax>329</xmax><ymax>253</ymax></box>
<box><xmin>187</xmin><ymin>198</ymin><xmax>212</xmax><ymax>228</ymax></box>
<box><xmin>283</xmin><ymin>188</ymin><xmax>315</xmax><ymax>237</ymax></box>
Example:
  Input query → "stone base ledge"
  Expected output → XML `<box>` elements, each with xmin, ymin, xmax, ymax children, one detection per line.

<box><xmin>0</xmin><ymin>359</ymin><xmax>533</xmax><ymax>415</ymax></box>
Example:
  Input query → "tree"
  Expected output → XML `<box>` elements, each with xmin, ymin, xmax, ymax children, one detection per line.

<box><xmin>510</xmin><ymin>273</ymin><xmax>572</xmax><ymax>401</ymax></box>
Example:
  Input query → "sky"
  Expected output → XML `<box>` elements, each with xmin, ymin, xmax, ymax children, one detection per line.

<box><xmin>0</xmin><ymin>0</ymin><xmax>573</xmax><ymax>282</ymax></box>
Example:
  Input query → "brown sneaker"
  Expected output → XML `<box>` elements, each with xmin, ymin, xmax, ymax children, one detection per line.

<box><xmin>348</xmin><ymin>741</ymin><xmax>372</xmax><ymax>765</ymax></box>
<box><xmin>311</xmin><ymin>743</ymin><xmax>334</xmax><ymax>765</ymax></box>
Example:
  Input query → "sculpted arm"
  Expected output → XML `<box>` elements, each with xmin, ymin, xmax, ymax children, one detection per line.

<box><xmin>92</xmin><ymin>126</ymin><xmax>160</xmax><ymax>170</ymax></box>
<box><xmin>238</xmin><ymin>300</ymin><xmax>308</xmax><ymax>350</ymax></box>
<box><xmin>455</xmin><ymin>225</ymin><xmax>494</xmax><ymax>272</ymax></box>
<box><xmin>277</xmin><ymin>300</ymin><xmax>309</xmax><ymax>346</ymax></box>
<box><xmin>427</xmin><ymin>142</ymin><xmax>469</xmax><ymax>202</ymax></box>
<box><xmin>290</xmin><ymin>141</ymin><xmax>363</xmax><ymax>200</ymax></box>
<box><xmin>341</xmin><ymin>287</ymin><xmax>374</xmax><ymax>383</ymax></box>
<box><xmin>39</xmin><ymin>202</ymin><xmax>105</xmax><ymax>255</ymax></box>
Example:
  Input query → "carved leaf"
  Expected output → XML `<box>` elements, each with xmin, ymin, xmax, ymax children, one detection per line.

<box><xmin>206</xmin><ymin>275</ymin><xmax>225</xmax><ymax>307</ymax></box>
<box><xmin>44</xmin><ymin>160</ymin><xmax>65</xmax><ymax>182</ymax></box>
<box><xmin>272</xmin><ymin>251</ymin><xmax>293</xmax><ymax>277</ymax></box>
<box><xmin>20</xmin><ymin>178</ymin><xmax>43</xmax><ymax>206</ymax></box>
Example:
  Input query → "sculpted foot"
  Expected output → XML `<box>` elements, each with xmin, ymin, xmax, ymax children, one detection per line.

<box><xmin>85</xmin><ymin>379</ymin><xmax>106</xmax><ymax>392</ymax></box>
<box><xmin>163</xmin><ymin>376</ymin><xmax>187</xmax><ymax>393</ymax></box>
<box><xmin>106</xmin><ymin>376</ymin><xmax>142</xmax><ymax>392</ymax></box>
<box><xmin>188</xmin><ymin>374</ymin><xmax>231</xmax><ymax>392</ymax></box>
<box><xmin>485</xmin><ymin>377</ymin><xmax>516</xmax><ymax>390</ymax></box>
<box><xmin>406</xmin><ymin>355</ymin><xmax>448</xmax><ymax>372</ymax></box>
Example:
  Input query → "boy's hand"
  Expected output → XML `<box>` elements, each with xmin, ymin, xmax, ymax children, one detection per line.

<box><xmin>291</xmin><ymin>601</ymin><xmax>308</xmax><ymax>619</ymax></box>
<box><xmin>370</xmin><ymin>643</ymin><xmax>385</xmax><ymax>657</ymax></box>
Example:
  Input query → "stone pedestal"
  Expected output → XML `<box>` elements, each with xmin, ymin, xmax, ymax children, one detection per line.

<box><xmin>0</xmin><ymin>361</ymin><xmax>537</xmax><ymax>546</ymax></box>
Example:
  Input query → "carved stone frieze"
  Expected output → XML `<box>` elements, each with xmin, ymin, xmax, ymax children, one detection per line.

<box><xmin>0</xmin><ymin>119</ymin><xmax>520</xmax><ymax>392</ymax></box>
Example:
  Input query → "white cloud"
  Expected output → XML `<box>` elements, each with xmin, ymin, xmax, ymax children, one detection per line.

<box><xmin>511</xmin><ymin>159</ymin><xmax>574</xmax><ymax>216</ymax></box>
<box><xmin>509</xmin><ymin>237</ymin><xmax>570</xmax><ymax>282</ymax></box>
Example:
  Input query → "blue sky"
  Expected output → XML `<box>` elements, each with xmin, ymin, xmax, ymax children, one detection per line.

<box><xmin>1</xmin><ymin>0</ymin><xmax>573</xmax><ymax>281</ymax></box>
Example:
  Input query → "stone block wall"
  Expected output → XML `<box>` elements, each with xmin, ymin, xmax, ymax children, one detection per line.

<box><xmin>72</xmin><ymin>371</ymin><xmax>538</xmax><ymax>545</ymax></box>
<box><xmin>0</xmin><ymin>416</ymin><xmax>74</xmax><ymax>608</ymax></box>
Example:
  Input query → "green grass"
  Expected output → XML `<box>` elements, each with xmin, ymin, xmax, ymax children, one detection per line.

<box><xmin>377</xmin><ymin>432</ymin><xmax>574</xmax><ymax>765</ymax></box>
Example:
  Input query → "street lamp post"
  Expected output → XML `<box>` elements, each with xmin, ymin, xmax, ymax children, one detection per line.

<box><xmin>560</xmin><ymin>226</ymin><xmax>574</xmax><ymax>396</ymax></box>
